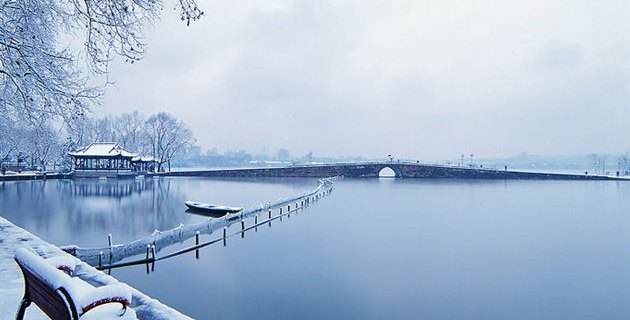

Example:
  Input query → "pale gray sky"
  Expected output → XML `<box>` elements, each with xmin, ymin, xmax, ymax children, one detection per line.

<box><xmin>100</xmin><ymin>0</ymin><xmax>630</xmax><ymax>160</ymax></box>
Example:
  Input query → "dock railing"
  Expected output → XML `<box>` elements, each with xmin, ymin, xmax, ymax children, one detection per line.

<box><xmin>62</xmin><ymin>177</ymin><xmax>337</xmax><ymax>269</ymax></box>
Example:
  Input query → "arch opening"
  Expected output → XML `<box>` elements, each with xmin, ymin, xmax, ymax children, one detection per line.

<box><xmin>378</xmin><ymin>167</ymin><xmax>397</xmax><ymax>178</ymax></box>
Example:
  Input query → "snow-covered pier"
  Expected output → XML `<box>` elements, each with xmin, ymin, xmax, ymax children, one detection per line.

<box><xmin>64</xmin><ymin>178</ymin><xmax>335</xmax><ymax>268</ymax></box>
<box><xmin>0</xmin><ymin>216</ymin><xmax>192</xmax><ymax>320</ymax></box>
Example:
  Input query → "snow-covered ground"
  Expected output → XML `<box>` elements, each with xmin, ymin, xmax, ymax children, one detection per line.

<box><xmin>0</xmin><ymin>171</ymin><xmax>64</xmax><ymax>182</ymax></box>
<box><xmin>0</xmin><ymin>216</ymin><xmax>192</xmax><ymax>320</ymax></box>
<box><xmin>0</xmin><ymin>217</ymin><xmax>50</xmax><ymax>319</ymax></box>
<box><xmin>0</xmin><ymin>170</ymin><xmax>57</xmax><ymax>176</ymax></box>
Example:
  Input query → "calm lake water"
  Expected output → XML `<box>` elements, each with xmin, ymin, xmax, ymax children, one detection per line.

<box><xmin>3</xmin><ymin>177</ymin><xmax>630</xmax><ymax>319</ymax></box>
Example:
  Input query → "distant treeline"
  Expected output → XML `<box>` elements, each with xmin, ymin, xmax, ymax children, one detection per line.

<box><xmin>174</xmin><ymin>147</ymin><xmax>368</xmax><ymax>168</ymax></box>
<box><xmin>478</xmin><ymin>153</ymin><xmax>630</xmax><ymax>175</ymax></box>
<box><xmin>0</xmin><ymin>111</ymin><xmax>194</xmax><ymax>172</ymax></box>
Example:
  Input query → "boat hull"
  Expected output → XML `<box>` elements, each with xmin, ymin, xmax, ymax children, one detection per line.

<box><xmin>185</xmin><ymin>201</ymin><xmax>242</xmax><ymax>215</ymax></box>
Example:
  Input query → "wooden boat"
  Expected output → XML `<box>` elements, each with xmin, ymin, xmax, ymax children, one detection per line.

<box><xmin>185</xmin><ymin>208</ymin><xmax>228</xmax><ymax>218</ymax></box>
<box><xmin>185</xmin><ymin>201</ymin><xmax>243</xmax><ymax>214</ymax></box>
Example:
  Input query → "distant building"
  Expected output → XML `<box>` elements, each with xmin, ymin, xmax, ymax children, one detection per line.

<box><xmin>68</xmin><ymin>142</ymin><xmax>156</xmax><ymax>178</ymax></box>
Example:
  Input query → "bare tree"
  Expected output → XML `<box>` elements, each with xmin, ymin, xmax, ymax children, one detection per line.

<box><xmin>26</xmin><ymin>122</ymin><xmax>60</xmax><ymax>171</ymax></box>
<box><xmin>114</xmin><ymin>111</ymin><xmax>148</xmax><ymax>153</ymax></box>
<box><xmin>618</xmin><ymin>154</ymin><xmax>630</xmax><ymax>175</ymax></box>
<box><xmin>1</xmin><ymin>0</ymin><xmax>202</xmax><ymax>124</ymax></box>
<box><xmin>58</xmin><ymin>136</ymin><xmax>77</xmax><ymax>171</ymax></box>
<box><xmin>1</xmin><ymin>1</ymin><xmax>95</xmax><ymax>125</ymax></box>
<box><xmin>590</xmin><ymin>153</ymin><xmax>601</xmax><ymax>174</ymax></box>
<box><xmin>68</xmin><ymin>112</ymin><xmax>140</xmax><ymax>147</ymax></box>
<box><xmin>65</xmin><ymin>116</ymin><xmax>101</xmax><ymax>147</ymax></box>
<box><xmin>146</xmin><ymin>112</ymin><xmax>194</xmax><ymax>172</ymax></box>
<box><xmin>65</xmin><ymin>111</ymin><xmax>195</xmax><ymax>171</ymax></box>
<box><xmin>0</xmin><ymin>117</ymin><xmax>25</xmax><ymax>163</ymax></box>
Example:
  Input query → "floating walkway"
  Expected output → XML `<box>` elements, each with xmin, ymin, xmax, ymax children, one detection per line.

<box><xmin>63</xmin><ymin>178</ymin><xmax>336</xmax><ymax>269</ymax></box>
<box><xmin>94</xmin><ymin>191</ymin><xmax>329</xmax><ymax>273</ymax></box>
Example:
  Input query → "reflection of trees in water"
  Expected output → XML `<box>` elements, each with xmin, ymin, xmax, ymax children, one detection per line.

<box><xmin>63</xmin><ymin>178</ymin><xmax>188</xmax><ymax>244</ymax></box>
<box><xmin>0</xmin><ymin>177</ymin><xmax>319</xmax><ymax>247</ymax></box>
<box><xmin>0</xmin><ymin>178</ymin><xmax>188</xmax><ymax>246</ymax></box>
<box><xmin>72</xmin><ymin>179</ymin><xmax>154</xmax><ymax>198</ymax></box>
<box><xmin>0</xmin><ymin>180</ymin><xmax>59</xmax><ymax>233</ymax></box>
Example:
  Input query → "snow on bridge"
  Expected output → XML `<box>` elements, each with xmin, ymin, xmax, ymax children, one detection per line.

<box><xmin>162</xmin><ymin>161</ymin><xmax>625</xmax><ymax>180</ymax></box>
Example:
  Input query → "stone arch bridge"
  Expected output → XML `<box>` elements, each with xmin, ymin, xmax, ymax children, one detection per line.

<box><xmin>163</xmin><ymin>162</ymin><xmax>622</xmax><ymax>180</ymax></box>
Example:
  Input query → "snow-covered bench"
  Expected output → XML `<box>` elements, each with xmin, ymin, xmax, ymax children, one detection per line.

<box><xmin>14</xmin><ymin>248</ymin><xmax>137</xmax><ymax>320</ymax></box>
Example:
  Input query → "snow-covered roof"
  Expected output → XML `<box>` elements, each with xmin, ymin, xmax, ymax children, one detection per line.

<box><xmin>68</xmin><ymin>143</ymin><xmax>136</xmax><ymax>158</ymax></box>
<box><xmin>131</xmin><ymin>156</ymin><xmax>156</xmax><ymax>162</ymax></box>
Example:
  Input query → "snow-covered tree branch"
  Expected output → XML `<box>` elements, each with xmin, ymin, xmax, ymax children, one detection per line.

<box><xmin>61</xmin><ymin>111</ymin><xmax>195</xmax><ymax>171</ymax></box>
<box><xmin>146</xmin><ymin>112</ymin><xmax>194</xmax><ymax>172</ymax></box>
<box><xmin>0</xmin><ymin>0</ymin><xmax>203</xmax><ymax>124</ymax></box>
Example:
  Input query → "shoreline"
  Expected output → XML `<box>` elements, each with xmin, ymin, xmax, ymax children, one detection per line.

<box><xmin>0</xmin><ymin>216</ymin><xmax>192</xmax><ymax>320</ymax></box>
<box><xmin>4</xmin><ymin>162</ymin><xmax>628</xmax><ymax>181</ymax></box>
<box><xmin>0</xmin><ymin>172</ymin><xmax>69</xmax><ymax>182</ymax></box>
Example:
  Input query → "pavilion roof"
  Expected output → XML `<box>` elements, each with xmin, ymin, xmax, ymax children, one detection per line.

<box><xmin>132</xmin><ymin>156</ymin><xmax>156</xmax><ymax>162</ymax></box>
<box><xmin>68</xmin><ymin>142</ymin><xmax>136</xmax><ymax>158</ymax></box>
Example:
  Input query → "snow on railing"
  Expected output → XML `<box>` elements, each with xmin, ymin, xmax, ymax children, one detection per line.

<box><xmin>63</xmin><ymin>178</ymin><xmax>337</xmax><ymax>267</ymax></box>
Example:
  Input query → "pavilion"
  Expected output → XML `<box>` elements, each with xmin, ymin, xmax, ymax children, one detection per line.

<box><xmin>69</xmin><ymin>142</ymin><xmax>155</xmax><ymax>178</ymax></box>
<box><xmin>132</xmin><ymin>156</ymin><xmax>157</xmax><ymax>174</ymax></box>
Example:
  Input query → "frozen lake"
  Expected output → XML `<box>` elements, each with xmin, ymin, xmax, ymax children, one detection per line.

<box><xmin>2</xmin><ymin>177</ymin><xmax>630</xmax><ymax>319</ymax></box>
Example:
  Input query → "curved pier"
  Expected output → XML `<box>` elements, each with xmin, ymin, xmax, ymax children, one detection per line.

<box><xmin>63</xmin><ymin>178</ymin><xmax>336</xmax><ymax>267</ymax></box>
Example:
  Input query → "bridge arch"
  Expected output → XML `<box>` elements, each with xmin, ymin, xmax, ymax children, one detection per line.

<box><xmin>377</xmin><ymin>165</ymin><xmax>402</xmax><ymax>178</ymax></box>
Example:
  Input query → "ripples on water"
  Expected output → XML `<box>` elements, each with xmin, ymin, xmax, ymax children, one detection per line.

<box><xmin>2</xmin><ymin>177</ymin><xmax>630</xmax><ymax>319</ymax></box>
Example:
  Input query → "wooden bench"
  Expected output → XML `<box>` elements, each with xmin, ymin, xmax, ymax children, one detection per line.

<box><xmin>14</xmin><ymin>248</ymin><xmax>134</xmax><ymax>320</ymax></box>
